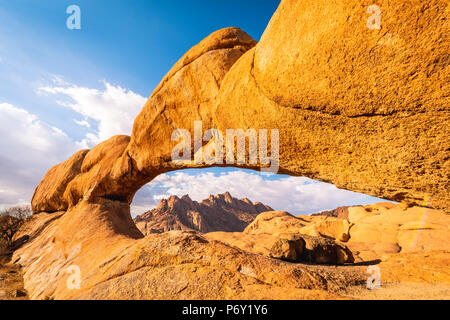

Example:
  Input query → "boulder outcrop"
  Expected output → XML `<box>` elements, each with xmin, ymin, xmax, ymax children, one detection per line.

<box><xmin>244</xmin><ymin>211</ymin><xmax>353</xmax><ymax>242</ymax></box>
<box><xmin>311</xmin><ymin>206</ymin><xmax>355</xmax><ymax>220</ymax></box>
<box><xmin>289</xmin><ymin>234</ymin><xmax>354</xmax><ymax>265</ymax></box>
<box><xmin>269</xmin><ymin>238</ymin><xmax>304</xmax><ymax>262</ymax></box>
<box><xmin>209</xmin><ymin>203</ymin><xmax>450</xmax><ymax>264</ymax></box>
<box><xmin>346</xmin><ymin>203</ymin><xmax>450</xmax><ymax>261</ymax></box>
<box><xmin>31</xmin><ymin>150</ymin><xmax>89</xmax><ymax>213</ymax></box>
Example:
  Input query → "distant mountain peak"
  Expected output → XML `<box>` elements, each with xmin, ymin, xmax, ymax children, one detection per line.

<box><xmin>181</xmin><ymin>194</ymin><xmax>192</xmax><ymax>201</ymax></box>
<box><xmin>134</xmin><ymin>193</ymin><xmax>273</xmax><ymax>235</ymax></box>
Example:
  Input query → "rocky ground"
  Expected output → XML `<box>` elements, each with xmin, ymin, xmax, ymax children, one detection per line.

<box><xmin>205</xmin><ymin>203</ymin><xmax>450</xmax><ymax>300</ymax></box>
<box><xmin>5</xmin><ymin>201</ymin><xmax>449</xmax><ymax>300</ymax></box>
<box><xmin>0</xmin><ymin>258</ymin><xmax>28</xmax><ymax>300</ymax></box>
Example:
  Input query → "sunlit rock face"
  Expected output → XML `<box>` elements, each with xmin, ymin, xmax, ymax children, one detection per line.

<box><xmin>33</xmin><ymin>1</ymin><xmax>448</xmax><ymax>213</ymax></box>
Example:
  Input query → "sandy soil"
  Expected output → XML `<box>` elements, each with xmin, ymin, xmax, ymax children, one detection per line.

<box><xmin>346</xmin><ymin>282</ymin><xmax>450</xmax><ymax>300</ymax></box>
<box><xmin>0</xmin><ymin>259</ymin><xmax>28</xmax><ymax>300</ymax></box>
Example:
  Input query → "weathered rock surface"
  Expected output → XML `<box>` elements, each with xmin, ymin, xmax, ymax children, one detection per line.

<box><xmin>311</xmin><ymin>206</ymin><xmax>355</xmax><ymax>220</ymax></box>
<box><xmin>244</xmin><ymin>211</ymin><xmax>307</xmax><ymax>236</ymax></box>
<box><xmin>347</xmin><ymin>203</ymin><xmax>450</xmax><ymax>261</ymax></box>
<box><xmin>134</xmin><ymin>192</ymin><xmax>272</xmax><ymax>234</ymax></box>
<box><xmin>11</xmin><ymin>201</ymin><xmax>450</xmax><ymax>299</ymax></box>
<box><xmin>267</xmin><ymin>235</ymin><xmax>355</xmax><ymax>266</ymax></box>
<box><xmin>210</xmin><ymin>203</ymin><xmax>450</xmax><ymax>264</ymax></box>
<box><xmin>31</xmin><ymin>150</ymin><xmax>88</xmax><ymax>213</ymax></box>
<box><xmin>12</xmin><ymin>201</ymin><xmax>368</xmax><ymax>299</ymax></box>
<box><xmin>213</xmin><ymin>0</ymin><xmax>449</xmax><ymax>211</ymax></box>
<box><xmin>220</xmin><ymin>212</ymin><xmax>355</xmax><ymax>265</ymax></box>
<box><xmin>244</xmin><ymin>211</ymin><xmax>353</xmax><ymax>242</ymax></box>
<box><xmin>288</xmin><ymin>234</ymin><xmax>354</xmax><ymax>265</ymax></box>
<box><xmin>204</xmin><ymin>232</ymin><xmax>278</xmax><ymax>257</ymax></box>
<box><xmin>269</xmin><ymin>238</ymin><xmax>303</xmax><ymax>262</ymax></box>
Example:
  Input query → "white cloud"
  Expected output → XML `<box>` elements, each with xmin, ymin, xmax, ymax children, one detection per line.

<box><xmin>73</xmin><ymin>119</ymin><xmax>90</xmax><ymax>128</ymax></box>
<box><xmin>38</xmin><ymin>79</ymin><xmax>147</xmax><ymax>147</ymax></box>
<box><xmin>0</xmin><ymin>78</ymin><xmax>147</xmax><ymax>209</ymax></box>
<box><xmin>0</xmin><ymin>103</ymin><xmax>80</xmax><ymax>208</ymax></box>
<box><xmin>131</xmin><ymin>170</ymin><xmax>388</xmax><ymax>216</ymax></box>
<box><xmin>50</xmin><ymin>75</ymin><xmax>70</xmax><ymax>86</ymax></box>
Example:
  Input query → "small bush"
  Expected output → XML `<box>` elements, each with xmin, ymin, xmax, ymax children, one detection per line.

<box><xmin>0</xmin><ymin>206</ymin><xmax>32</xmax><ymax>247</ymax></box>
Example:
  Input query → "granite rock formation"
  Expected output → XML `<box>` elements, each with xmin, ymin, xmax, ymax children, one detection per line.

<box><xmin>11</xmin><ymin>0</ymin><xmax>450</xmax><ymax>299</ymax></box>
<box><xmin>207</xmin><ymin>203</ymin><xmax>450</xmax><ymax>263</ymax></box>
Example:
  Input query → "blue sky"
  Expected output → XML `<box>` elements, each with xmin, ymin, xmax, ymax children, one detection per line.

<box><xmin>0</xmin><ymin>0</ymin><xmax>279</xmax><ymax>141</ymax></box>
<box><xmin>0</xmin><ymin>0</ymin><xmax>389</xmax><ymax>215</ymax></box>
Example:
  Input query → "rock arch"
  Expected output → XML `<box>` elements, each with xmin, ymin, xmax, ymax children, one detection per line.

<box><xmin>32</xmin><ymin>0</ymin><xmax>449</xmax><ymax>215</ymax></box>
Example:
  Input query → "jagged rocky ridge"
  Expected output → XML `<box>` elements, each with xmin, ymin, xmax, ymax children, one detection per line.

<box><xmin>134</xmin><ymin>192</ymin><xmax>273</xmax><ymax>234</ymax></box>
